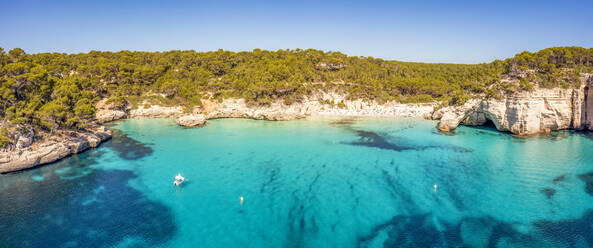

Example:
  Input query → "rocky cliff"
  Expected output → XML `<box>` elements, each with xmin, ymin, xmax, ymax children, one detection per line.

<box><xmin>95</xmin><ymin>93</ymin><xmax>437</xmax><ymax>126</ymax></box>
<box><xmin>434</xmin><ymin>74</ymin><xmax>593</xmax><ymax>135</ymax></box>
<box><xmin>0</xmin><ymin>126</ymin><xmax>112</xmax><ymax>173</ymax></box>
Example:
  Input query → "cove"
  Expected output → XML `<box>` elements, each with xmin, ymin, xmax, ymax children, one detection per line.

<box><xmin>1</xmin><ymin>117</ymin><xmax>593</xmax><ymax>248</ymax></box>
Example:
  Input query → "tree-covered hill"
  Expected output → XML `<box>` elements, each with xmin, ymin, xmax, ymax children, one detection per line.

<box><xmin>1</xmin><ymin>46</ymin><xmax>592</xmax><ymax>147</ymax></box>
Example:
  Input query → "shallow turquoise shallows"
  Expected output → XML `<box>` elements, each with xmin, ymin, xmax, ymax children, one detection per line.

<box><xmin>2</xmin><ymin>117</ymin><xmax>593</xmax><ymax>248</ymax></box>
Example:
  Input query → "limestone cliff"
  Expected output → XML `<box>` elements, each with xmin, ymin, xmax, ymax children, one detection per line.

<box><xmin>95</xmin><ymin>93</ymin><xmax>437</xmax><ymax>126</ymax></box>
<box><xmin>0</xmin><ymin>126</ymin><xmax>112</xmax><ymax>173</ymax></box>
<box><xmin>434</xmin><ymin>74</ymin><xmax>593</xmax><ymax>135</ymax></box>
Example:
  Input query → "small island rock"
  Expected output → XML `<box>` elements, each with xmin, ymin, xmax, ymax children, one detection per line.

<box><xmin>176</xmin><ymin>114</ymin><xmax>207</xmax><ymax>127</ymax></box>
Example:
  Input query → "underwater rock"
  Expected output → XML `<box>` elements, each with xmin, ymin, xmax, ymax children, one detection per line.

<box><xmin>540</xmin><ymin>188</ymin><xmax>557</xmax><ymax>199</ymax></box>
<box><xmin>552</xmin><ymin>174</ymin><xmax>567</xmax><ymax>184</ymax></box>
<box><xmin>577</xmin><ymin>172</ymin><xmax>593</xmax><ymax>196</ymax></box>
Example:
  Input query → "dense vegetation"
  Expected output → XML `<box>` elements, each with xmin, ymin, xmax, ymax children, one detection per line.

<box><xmin>0</xmin><ymin>46</ymin><xmax>592</xmax><ymax>147</ymax></box>
<box><xmin>509</xmin><ymin>47</ymin><xmax>593</xmax><ymax>88</ymax></box>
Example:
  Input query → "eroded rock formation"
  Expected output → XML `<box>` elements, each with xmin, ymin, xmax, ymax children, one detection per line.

<box><xmin>434</xmin><ymin>74</ymin><xmax>593</xmax><ymax>135</ymax></box>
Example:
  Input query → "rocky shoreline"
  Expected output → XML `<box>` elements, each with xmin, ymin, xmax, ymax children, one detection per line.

<box><xmin>0</xmin><ymin>126</ymin><xmax>112</xmax><ymax>173</ymax></box>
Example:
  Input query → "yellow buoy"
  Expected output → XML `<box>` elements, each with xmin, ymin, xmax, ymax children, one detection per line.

<box><xmin>240</xmin><ymin>196</ymin><xmax>244</xmax><ymax>205</ymax></box>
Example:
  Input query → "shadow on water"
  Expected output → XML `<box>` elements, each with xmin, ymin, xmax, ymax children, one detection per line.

<box><xmin>102</xmin><ymin>129</ymin><xmax>153</xmax><ymax>160</ymax></box>
<box><xmin>0</xmin><ymin>135</ymin><xmax>175</xmax><ymax>248</ymax></box>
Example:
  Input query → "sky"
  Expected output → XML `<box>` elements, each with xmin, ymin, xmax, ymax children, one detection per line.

<box><xmin>1</xmin><ymin>0</ymin><xmax>592</xmax><ymax>64</ymax></box>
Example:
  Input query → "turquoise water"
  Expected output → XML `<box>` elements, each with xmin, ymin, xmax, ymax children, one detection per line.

<box><xmin>1</xmin><ymin>117</ymin><xmax>593</xmax><ymax>247</ymax></box>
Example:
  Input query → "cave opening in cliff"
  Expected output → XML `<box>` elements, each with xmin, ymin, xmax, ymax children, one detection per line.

<box><xmin>482</xmin><ymin>118</ymin><xmax>496</xmax><ymax>129</ymax></box>
<box><xmin>470</xmin><ymin>118</ymin><xmax>498</xmax><ymax>132</ymax></box>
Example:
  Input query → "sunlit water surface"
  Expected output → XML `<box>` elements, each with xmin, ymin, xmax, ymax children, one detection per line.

<box><xmin>1</xmin><ymin>117</ymin><xmax>593</xmax><ymax>248</ymax></box>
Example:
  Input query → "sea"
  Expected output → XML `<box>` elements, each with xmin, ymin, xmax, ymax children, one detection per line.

<box><xmin>1</xmin><ymin>117</ymin><xmax>592</xmax><ymax>248</ymax></box>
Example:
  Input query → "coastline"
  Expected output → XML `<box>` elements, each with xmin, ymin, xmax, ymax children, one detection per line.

<box><xmin>0</xmin><ymin>126</ymin><xmax>112</xmax><ymax>174</ymax></box>
<box><xmin>0</xmin><ymin>98</ymin><xmax>436</xmax><ymax>174</ymax></box>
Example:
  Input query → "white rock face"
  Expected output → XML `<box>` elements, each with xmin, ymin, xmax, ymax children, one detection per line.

<box><xmin>581</xmin><ymin>76</ymin><xmax>593</xmax><ymax>129</ymax></box>
<box><xmin>16</xmin><ymin>136</ymin><xmax>33</xmax><ymax>149</ymax></box>
<box><xmin>95</xmin><ymin>98</ymin><xmax>129</xmax><ymax>123</ymax></box>
<box><xmin>94</xmin><ymin>92</ymin><xmax>438</xmax><ymax>125</ymax></box>
<box><xmin>176</xmin><ymin>114</ymin><xmax>207</xmax><ymax>127</ymax></box>
<box><xmin>202</xmin><ymin>99</ymin><xmax>306</xmax><ymax>121</ymax></box>
<box><xmin>201</xmin><ymin>94</ymin><xmax>437</xmax><ymax>121</ymax></box>
<box><xmin>0</xmin><ymin>126</ymin><xmax>112</xmax><ymax>173</ymax></box>
<box><xmin>435</xmin><ymin>75</ymin><xmax>593</xmax><ymax>135</ymax></box>
<box><xmin>96</xmin><ymin>109</ymin><xmax>127</xmax><ymax>123</ymax></box>
<box><xmin>308</xmin><ymin>92</ymin><xmax>436</xmax><ymax>118</ymax></box>
<box><xmin>129</xmin><ymin>105</ymin><xmax>183</xmax><ymax>118</ymax></box>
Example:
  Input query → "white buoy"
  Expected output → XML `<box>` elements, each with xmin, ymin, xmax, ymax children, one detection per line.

<box><xmin>434</xmin><ymin>184</ymin><xmax>437</xmax><ymax>192</ymax></box>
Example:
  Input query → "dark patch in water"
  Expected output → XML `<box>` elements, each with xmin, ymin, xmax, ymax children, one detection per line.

<box><xmin>438</xmin><ymin>145</ymin><xmax>473</xmax><ymax>153</ymax></box>
<box><xmin>282</xmin><ymin>172</ymin><xmax>327</xmax><ymax>247</ymax></box>
<box><xmin>540</xmin><ymin>188</ymin><xmax>556</xmax><ymax>199</ymax></box>
<box><xmin>345</xmin><ymin>129</ymin><xmax>472</xmax><ymax>153</ymax></box>
<box><xmin>285</xmin><ymin>196</ymin><xmax>309</xmax><ymax>248</ymax></box>
<box><xmin>534</xmin><ymin>209</ymin><xmax>593</xmax><ymax>247</ymax></box>
<box><xmin>578</xmin><ymin>131</ymin><xmax>593</xmax><ymax>144</ymax></box>
<box><xmin>260</xmin><ymin>164</ymin><xmax>279</xmax><ymax>194</ymax></box>
<box><xmin>356</xmin><ymin>214</ymin><xmax>540</xmax><ymax>248</ymax></box>
<box><xmin>577</xmin><ymin>172</ymin><xmax>593</xmax><ymax>196</ymax></box>
<box><xmin>348</xmin><ymin>130</ymin><xmax>413</xmax><ymax>151</ymax></box>
<box><xmin>381</xmin><ymin>170</ymin><xmax>416</xmax><ymax>213</ymax></box>
<box><xmin>356</xmin><ymin>209</ymin><xmax>593</xmax><ymax>248</ymax></box>
<box><xmin>329</xmin><ymin>118</ymin><xmax>357</xmax><ymax>126</ymax></box>
<box><xmin>309</xmin><ymin>173</ymin><xmax>321</xmax><ymax>193</ymax></box>
<box><xmin>356</xmin><ymin>214</ymin><xmax>460</xmax><ymax>248</ymax></box>
<box><xmin>102</xmin><ymin>129</ymin><xmax>153</xmax><ymax>160</ymax></box>
<box><xmin>0</xmin><ymin>151</ymin><xmax>176</xmax><ymax>247</ymax></box>
<box><xmin>553</xmin><ymin>174</ymin><xmax>567</xmax><ymax>184</ymax></box>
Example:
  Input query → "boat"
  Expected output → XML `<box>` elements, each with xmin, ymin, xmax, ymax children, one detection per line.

<box><xmin>174</xmin><ymin>173</ymin><xmax>186</xmax><ymax>186</ymax></box>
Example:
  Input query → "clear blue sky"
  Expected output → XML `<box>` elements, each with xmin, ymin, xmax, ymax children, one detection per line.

<box><xmin>1</xmin><ymin>0</ymin><xmax>591</xmax><ymax>63</ymax></box>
